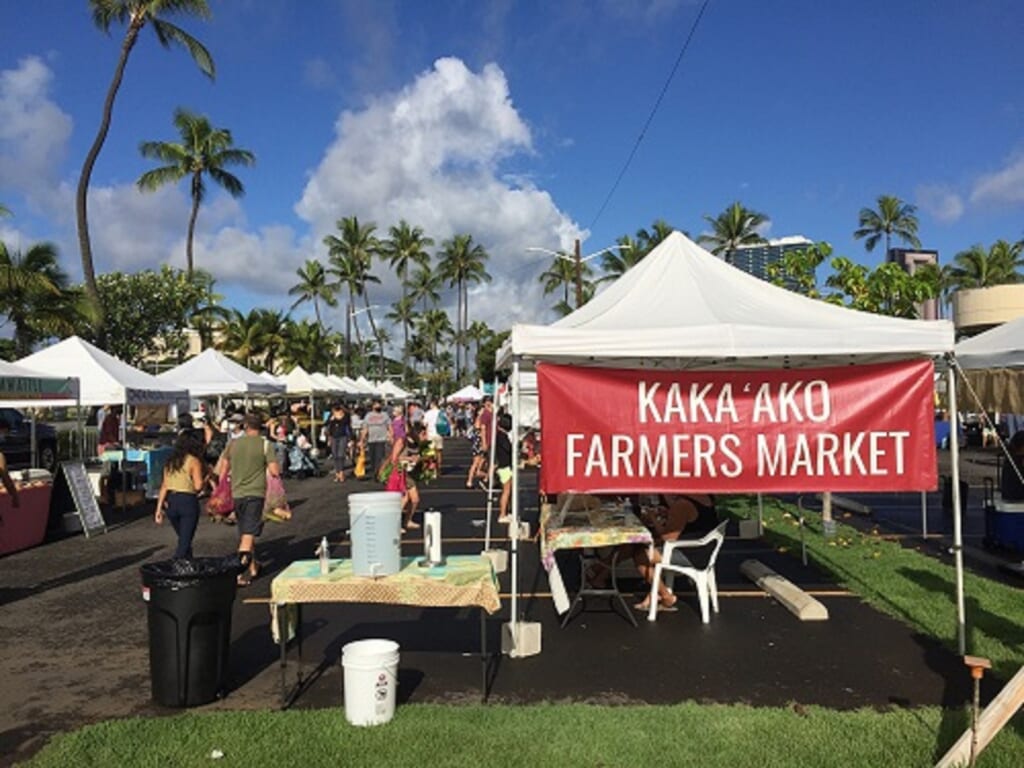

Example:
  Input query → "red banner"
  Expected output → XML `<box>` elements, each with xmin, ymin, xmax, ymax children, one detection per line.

<box><xmin>537</xmin><ymin>360</ymin><xmax>937</xmax><ymax>494</ymax></box>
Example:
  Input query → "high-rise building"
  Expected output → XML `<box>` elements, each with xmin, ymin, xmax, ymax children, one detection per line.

<box><xmin>725</xmin><ymin>235</ymin><xmax>814</xmax><ymax>291</ymax></box>
<box><xmin>887</xmin><ymin>248</ymin><xmax>939</xmax><ymax>320</ymax></box>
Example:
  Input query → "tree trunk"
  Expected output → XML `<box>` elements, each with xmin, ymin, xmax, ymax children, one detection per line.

<box><xmin>186</xmin><ymin>174</ymin><xmax>201</xmax><ymax>277</ymax></box>
<box><xmin>76</xmin><ymin>18</ymin><xmax>144</xmax><ymax>325</ymax></box>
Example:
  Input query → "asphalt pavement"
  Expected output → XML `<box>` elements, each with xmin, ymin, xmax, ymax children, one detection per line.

<box><xmin>0</xmin><ymin>438</ymin><xmax>1000</xmax><ymax>766</ymax></box>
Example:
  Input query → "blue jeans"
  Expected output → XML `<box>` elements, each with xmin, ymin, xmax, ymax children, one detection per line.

<box><xmin>165</xmin><ymin>491</ymin><xmax>200</xmax><ymax>559</ymax></box>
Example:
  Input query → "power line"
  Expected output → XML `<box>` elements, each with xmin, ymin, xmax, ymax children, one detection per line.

<box><xmin>586</xmin><ymin>0</ymin><xmax>712</xmax><ymax>232</ymax></box>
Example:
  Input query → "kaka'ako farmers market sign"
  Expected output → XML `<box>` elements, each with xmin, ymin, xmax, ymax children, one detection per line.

<box><xmin>536</xmin><ymin>360</ymin><xmax>937</xmax><ymax>494</ymax></box>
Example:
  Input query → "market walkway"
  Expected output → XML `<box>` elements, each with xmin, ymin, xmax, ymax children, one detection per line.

<box><xmin>0</xmin><ymin>439</ymin><xmax>995</xmax><ymax>766</ymax></box>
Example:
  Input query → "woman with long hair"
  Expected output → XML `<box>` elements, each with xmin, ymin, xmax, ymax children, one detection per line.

<box><xmin>155</xmin><ymin>433</ymin><xmax>207</xmax><ymax>559</ymax></box>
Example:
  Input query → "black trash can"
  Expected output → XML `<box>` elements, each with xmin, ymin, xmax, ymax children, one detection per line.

<box><xmin>140</xmin><ymin>556</ymin><xmax>243</xmax><ymax>707</ymax></box>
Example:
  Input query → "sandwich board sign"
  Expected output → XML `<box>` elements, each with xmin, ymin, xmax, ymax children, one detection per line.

<box><xmin>59</xmin><ymin>461</ymin><xmax>107</xmax><ymax>538</ymax></box>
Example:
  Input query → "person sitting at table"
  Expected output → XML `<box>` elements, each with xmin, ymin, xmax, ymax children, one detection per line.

<box><xmin>632</xmin><ymin>493</ymin><xmax>716</xmax><ymax>613</ymax></box>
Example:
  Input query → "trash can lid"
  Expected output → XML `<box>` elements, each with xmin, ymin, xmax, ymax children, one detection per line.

<box><xmin>140</xmin><ymin>555</ymin><xmax>245</xmax><ymax>588</ymax></box>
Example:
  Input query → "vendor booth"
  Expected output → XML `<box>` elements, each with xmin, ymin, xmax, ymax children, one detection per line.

<box><xmin>0</xmin><ymin>360</ymin><xmax>79</xmax><ymax>555</ymax></box>
<box><xmin>495</xmin><ymin>232</ymin><xmax>961</xmax><ymax>650</ymax></box>
<box><xmin>157</xmin><ymin>348</ymin><xmax>286</xmax><ymax>399</ymax></box>
<box><xmin>954</xmin><ymin>316</ymin><xmax>1024</xmax><ymax>552</ymax></box>
<box><xmin>18</xmin><ymin>336</ymin><xmax>189</xmax><ymax>506</ymax></box>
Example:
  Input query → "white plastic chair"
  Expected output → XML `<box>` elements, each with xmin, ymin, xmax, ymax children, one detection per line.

<box><xmin>647</xmin><ymin>521</ymin><xmax>729</xmax><ymax>623</ymax></box>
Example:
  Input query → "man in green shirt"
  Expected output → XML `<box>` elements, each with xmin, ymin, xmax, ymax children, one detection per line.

<box><xmin>217</xmin><ymin>413</ymin><xmax>280</xmax><ymax>586</ymax></box>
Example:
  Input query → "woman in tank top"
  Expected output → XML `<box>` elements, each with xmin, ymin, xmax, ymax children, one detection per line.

<box><xmin>155</xmin><ymin>433</ymin><xmax>207</xmax><ymax>559</ymax></box>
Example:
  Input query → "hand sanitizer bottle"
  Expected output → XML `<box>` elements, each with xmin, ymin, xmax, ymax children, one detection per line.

<box><xmin>319</xmin><ymin>536</ymin><xmax>330</xmax><ymax>575</ymax></box>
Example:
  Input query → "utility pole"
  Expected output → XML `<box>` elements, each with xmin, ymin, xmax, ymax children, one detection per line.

<box><xmin>574</xmin><ymin>238</ymin><xmax>583</xmax><ymax>308</ymax></box>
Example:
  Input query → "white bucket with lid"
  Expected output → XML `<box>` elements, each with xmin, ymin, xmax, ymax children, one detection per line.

<box><xmin>342</xmin><ymin>639</ymin><xmax>400</xmax><ymax>726</ymax></box>
<box><xmin>348</xmin><ymin>491</ymin><xmax>402</xmax><ymax>577</ymax></box>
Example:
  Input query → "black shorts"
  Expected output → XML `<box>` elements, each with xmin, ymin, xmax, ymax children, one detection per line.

<box><xmin>235</xmin><ymin>496</ymin><xmax>264</xmax><ymax>537</ymax></box>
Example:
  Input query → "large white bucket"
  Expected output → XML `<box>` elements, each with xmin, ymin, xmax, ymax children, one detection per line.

<box><xmin>342</xmin><ymin>639</ymin><xmax>400</xmax><ymax>726</ymax></box>
<box><xmin>348</xmin><ymin>492</ymin><xmax>402</xmax><ymax>577</ymax></box>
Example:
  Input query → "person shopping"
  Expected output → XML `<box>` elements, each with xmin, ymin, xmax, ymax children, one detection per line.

<box><xmin>325</xmin><ymin>403</ymin><xmax>352</xmax><ymax>483</ymax></box>
<box><xmin>216</xmin><ymin>414</ymin><xmax>281</xmax><ymax>586</ymax></box>
<box><xmin>154</xmin><ymin>434</ymin><xmax>207</xmax><ymax>559</ymax></box>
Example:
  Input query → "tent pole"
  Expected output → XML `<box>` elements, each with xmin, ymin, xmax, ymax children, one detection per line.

<box><xmin>509</xmin><ymin>362</ymin><xmax>521</xmax><ymax>654</ymax></box>
<box><xmin>484</xmin><ymin>377</ymin><xmax>499</xmax><ymax>551</ymax></box>
<box><xmin>921</xmin><ymin>490</ymin><xmax>928</xmax><ymax>539</ymax></box>
<box><xmin>948</xmin><ymin>363</ymin><xmax>966</xmax><ymax>655</ymax></box>
<box><xmin>121</xmin><ymin>397</ymin><xmax>128</xmax><ymax>516</ymax></box>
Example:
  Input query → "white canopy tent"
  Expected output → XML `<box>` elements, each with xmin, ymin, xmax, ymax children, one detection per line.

<box><xmin>954</xmin><ymin>315</ymin><xmax>1024</xmax><ymax>413</ymax></box>
<box><xmin>311</xmin><ymin>372</ymin><xmax>343</xmax><ymax>395</ymax></box>
<box><xmin>497</xmin><ymin>231</ymin><xmax>963</xmax><ymax>653</ymax></box>
<box><xmin>18</xmin><ymin>336</ymin><xmax>188</xmax><ymax>407</ymax></box>
<box><xmin>260</xmin><ymin>371</ymin><xmax>286</xmax><ymax>386</ymax></box>
<box><xmin>355</xmin><ymin>375</ymin><xmax>381</xmax><ymax>397</ymax></box>
<box><xmin>0</xmin><ymin>360</ymin><xmax>81</xmax><ymax>465</ymax></box>
<box><xmin>156</xmin><ymin>348</ymin><xmax>285</xmax><ymax>397</ymax></box>
<box><xmin>378</xmin><ymin>380</ymin><xmax>411</xmax><ymax>400</ymax></box>
<box><xmin>447</xmin><ymin>383</ymin><xmax>485</xmax><ymax>402</ymax></box>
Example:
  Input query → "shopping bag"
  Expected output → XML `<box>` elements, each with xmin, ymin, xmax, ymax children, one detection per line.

<box><xmin>206</xmin><ymin>472</ymin><xmax>234</xmax><ymax>517</ymax></box>
<box><xmin>354</xmin><ymin>446</ymin><xmax>366</xmax><ymax>479</ymax></box>
<box><xmin>264</xmin><ymin>470</ymin><xmax>291</xmax><ymax>520</ymax></box>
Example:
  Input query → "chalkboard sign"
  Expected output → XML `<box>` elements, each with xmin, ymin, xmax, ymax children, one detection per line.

<box><xmin>59</xmin><ymin>461</ymin><xmax>107</xmax><ymax>538</ymax></box>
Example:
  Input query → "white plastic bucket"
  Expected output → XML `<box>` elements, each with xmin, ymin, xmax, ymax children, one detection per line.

<box><xmin>349</xmin><ymin>491</ymin><xmax>402</xmax><ymax>577</ymax></box>
<box><xmin>342</xmin><ymin>639</ymin><xmax>400</xmax><ymax>726</ymax></box>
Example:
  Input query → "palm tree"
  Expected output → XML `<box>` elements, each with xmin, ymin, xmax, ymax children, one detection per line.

<box><xmin>698</xmin><ymin>202</ymin><xmax>768</xmax><ymax>256</ymax></box>
<box><xmin>77</xmin><ymin>0</ymin><xmax>215</xmax><ymax>308</ymax></box>
<box><xmin>408</xmin><ymin>265</ymin><xmax>442</xmax><ymax>311</ymax></box>
<box><xmin>598</xmin><ymin>235</ymin><xmax>645</xmax><ymax>285</ymax></box>
<box><xmin>288</xmin><ymin>259</ymin><xmax>337</xmax><ymax>330</ymax></box>
<box><xmin>465</xmin><ymin>319</ymin><xmax>492</xmax><ymax>377</ymax></box>
<box><xmin>438</xmin><ymin>233</ymin><xmax>491</xmax><ymax>381</ymax></box>
<box><xmin>0</xmin><ymin>241</ymin><xmax>69</xmax><ymax>356</ymax></box>
<box><xmin>853</xmin><ymin>194</ymin><xmax>922</xmax><ymax>255</ymax></box>
<box><xmin>539</xmin><ymin>254</ymin><xmax>592</xmax><ymax>309</ymax></box>
<box><xmin>281</xmin><ymin>319</ymin><xmax>335</xmax><ymax>373</ymax></box>
<box><xmin>636</xmin><ymin>218</ymin><xmax>677</xmax><ymax>252</ymax></box>
<box><xmin>381</xmin><ymin>220</ymin><xmax>433</xmax><ymax>376</ymax></box>
<box><xmin>0</xmin><ymin>204</ymin><xmax>11</xmax><ymax>217</ymax></box>
<box><xmin>946</xmin><ymin>240</ymin><xmax>1024</xmax><ymax>291</ymax></box>
<box><xmin>417</xmin><ymin>308</ymin><xmax>454</xmax><ymax>364</ymax></box>
<box><xmin>385</xmin><ymin>296</ymin><xmax>417</xmax><ymax>378</ymax></box>
<box><xmin>324</xmin><ymin>217</ymin><xmax>382</xmax><ymax>374</ymax></box>
<box><xmin>137</xmin><ymin>108</ymin><xmax>254</xmax><ymax>277</ymax></box>
<box><xmin>218</xmin><ymin>308</ymin><xmax>287</xmax><ymax>371</ymax></box>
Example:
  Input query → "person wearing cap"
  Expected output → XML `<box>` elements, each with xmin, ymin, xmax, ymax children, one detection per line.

<box><xmin>216</xmin><ymin>413</ymin><xmax>281</xmax><ymax>586</ymax></box>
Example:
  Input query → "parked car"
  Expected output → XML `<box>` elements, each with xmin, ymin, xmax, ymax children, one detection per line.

<box><xmin>0</xmin><ymin>407</ymin><xmax>59</xmax><ymax>472</ymax></box>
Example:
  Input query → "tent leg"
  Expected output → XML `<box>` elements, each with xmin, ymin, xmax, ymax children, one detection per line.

<box><xmin>948</xmin><ymin>364</ymin><xmax>966</xmax><ymax>655</ymax></box>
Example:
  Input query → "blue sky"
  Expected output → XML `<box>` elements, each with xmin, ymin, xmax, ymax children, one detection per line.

<box><xmin>2</xmin><ymin>0</ymin><xmax>1023</xmax><ymax>339</ymax></box>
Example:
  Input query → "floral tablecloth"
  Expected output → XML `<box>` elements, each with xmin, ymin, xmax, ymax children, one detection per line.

<box><xmin>541</xmin><ymin>504</ymin><xmax>653</xmax><ymax>614</ymax></box>
<box><xmin>270</xmin><ymin>554</ymin><xmax>501</xmax><ymax>638</ymax></box>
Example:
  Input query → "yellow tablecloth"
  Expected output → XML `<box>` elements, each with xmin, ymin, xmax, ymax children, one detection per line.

<box><xmin>271</xmin><ymin>554</ymin><xmax>501</xmax><ymax>614</ymax></box>
<box><xmin>541</xmin><ymin>504</ymin><xmax>653</xmax><ymax>614</ymax></box>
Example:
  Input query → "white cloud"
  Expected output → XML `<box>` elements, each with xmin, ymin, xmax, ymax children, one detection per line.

<box><xmin>0</xmin><ymin>56</ymin><xmax>72</xmax><ymax>211</ymax></box>
<box><xmin>296</xmin><ymin>56</ymin><xmax>583</xmax><ymax>329</ymax></box>
<box><xmin>970</xmin><ymin>152</ymin><xmax>1024</xmax><ymax>206</ymax></box>
<box><xmin>916</xmin><ymin>183</ymin><xmax>964</xmax><ymax>223</ymax></box>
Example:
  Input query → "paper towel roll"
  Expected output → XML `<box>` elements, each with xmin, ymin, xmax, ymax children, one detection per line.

<box><xmin>424</xmin><ymin>511</ymin><xmax>442</xmax><ymax>563</ymax></box>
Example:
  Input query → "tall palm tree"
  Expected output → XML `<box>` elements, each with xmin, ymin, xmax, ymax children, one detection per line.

<box><xmin>598</xmin><ymin>234</ymin><xmax>645</xmax><ymax>285</ymax></box>
<box><xmin>698</xmin><ymin>202</ymin><xmax>768</xmax><ymax>256</ymax></box>
<box><xmin>539</xmin><ymin>254</ymin><xmax>592</xmax><ymax>309</ymax></box>
<box><xmin>381</xmin><ymin>220</ymin><xmax>433</xmax><ymax>376</ymax></box>
<box><xmin>438</xmin><ymin>233</ymin><xmax>491</xmax><ymax>381</ymax></box>
<box><xmin>0</xmin><ymin>241</ymin><xmax>68</xmax><ymax>356</ymax></box>
<box><xmin>408</xmin><ymin>265</ymin><xmax>442</xmax><ymax>311</ymax></box>
<box><xmin>853</xmin><ymin>194</ymin><xmax>922</xmax><ymax>255</ymax></box>
<box><xmin>385</xmin><ymin>295</ymin><xmax>417</xmax><ymax>378</ymax></box>
<box><xmin>137</xmin><ymin>108</ymin><xmax>254</xmax><ymax>277</ymax></box>
<box><xmin>946</xmin><ymin>240</ymin><xmax>1024</xmax><ymax>291</ymax></box>
<box><xmin>465</xmin><ymin>319</ymin><xmax>492</xmax><ymax>377</ymax></box>
<box><xmin>324</xmin><ymin>217</ymin><xmax>382</xmax><ymax>374</ymax></box>
<box><xmin>217</xmin><ymin>308</ymin><xmax>286</xmax><ymax>371</ymax></box>
<box><xmin>636</xmin><ymin>218</ymin><xmax>677</xmax><ymax>252</ymax></box>
<box><xmin>78</xmin><ymin>0</ymin><xmax>215</xmax><ymax>308</ymax></box>
<box><xmin>288</xmin><ymin>259</ymin><xmax>336</xmax><ymax>330</ymax></box>
<box><xmin>417</xmin><ymin>308</ymin><xmax>454</xmax><ymax>364</ymax></box>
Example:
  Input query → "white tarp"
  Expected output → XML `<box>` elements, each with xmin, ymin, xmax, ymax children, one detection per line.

<box><xmin>497</xmin><ymin>231</ymin><xmax>954</xmax><ymax>370</ymax></box>
<box><xmin>18</xmin><ymin>336</ymin><xmax>188</xmax><ymax>406</ymax></box>
<box><xmin>447</xmin><ymin>384</ymin><xmax>484</xmax><ymax>402</ymax></box>
<box><xmin>157</xmin><ymin>348</ymin><xmax>285</xmax><ymax>396</ymax></box>
<box><xmin>954</xmin><ymin>315</ymin><xmax>1024</xmax><ymax>412</ymax></box>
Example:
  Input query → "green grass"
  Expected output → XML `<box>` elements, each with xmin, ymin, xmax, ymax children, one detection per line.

<box><xmin>718</xmin><ymin>495</ymin><xmax>1024</xmax><ymax>680</ymax></box>
<box><xmin>23</xmin><ymin>702</ymin><xmax>1024</xmax><ymax>768</ymax></box>
<box><xmin>23</xmin><ymin>496</ymin><xmax>1024</xmax><ymax>767</ymax></box>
